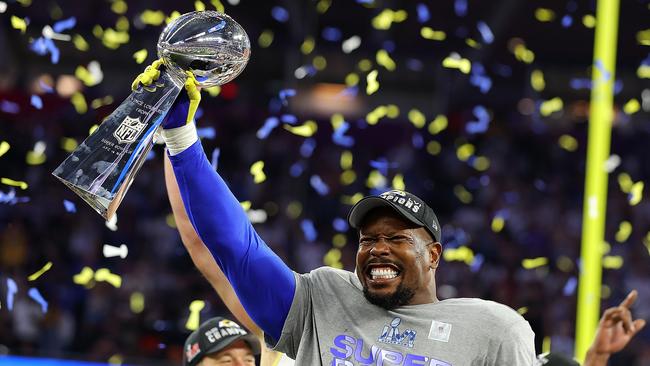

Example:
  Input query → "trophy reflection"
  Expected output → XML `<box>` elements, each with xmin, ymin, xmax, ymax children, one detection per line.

<box><xmin>52</xmin><ymin>11</ymin><xmax>250</xmax><ymax>220</ymax></box>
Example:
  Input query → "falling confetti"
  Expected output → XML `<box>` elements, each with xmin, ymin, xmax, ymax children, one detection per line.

<box><xmin>300</xmin><ymin>219</ymin><xmax>318</xmax><ymax>241</ymax></box>
<box><xmin>1</xmin><ymin>177</ymin><xmax>28</xmax><ymax>190</ymax></box>
<box><xmin>27</xmin><ymin>287</ymin><xmax>48</xmax><ymax>313</ymax></box>
<box><xmin>522</xmin><ymin>257</ymin><xmax>548</xmax><ymax>269</ymax></box>
<box><xmin>0</xmin><ymin>141</ymin><xmax>10</xmax><ymax>157</ymax></box>
<box><xmin>28</xmin><ymin>262</ymin><xmax>53</xmax><ymax>281</ymax></box>
<box><xmin>310</xmin><ymin>175</ymin><xmax>329</xmax><ymax>195</ymax></box>
<box><xmin>6</xmin><ymin>278</ymin><xmax>17</xmax><ymax>311</ymax></box>
<box><xmin>442</xmin><ymin>53</ymin><xmax>471</xmax><ymax>74</ymax></box>
<box><xmin>615</xmin><ymin>221</ymin><xmax>632</xmax><ymax>243</ymax></box>
<box><xmin>250</xmin><ymin>161</ymin><xmax>266</xmax><ymax>183</ymax></box>
<box><xmin>95</xmin><ymin>268</ymin><xmax>122</xmax><ymax>288</ymax></box>
<box><xmin>366</xmin><ymin>69</ymin><xmax>380</xmax><ymax>95</ymax></box>
<box><xmin>103</xmin><ymin>244</ymin><xmax>129</xmax><ymax>258</ymax></box>
<box><xmin>130</xmin><ymin>292</ymin><xmax>145</xmax><ymax>314</ymax></box>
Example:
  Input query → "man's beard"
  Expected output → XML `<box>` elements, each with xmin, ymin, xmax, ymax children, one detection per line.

<box><xmin>363</xmin><ymin>282</ymin><xmax>415</xmax><ymax>310</ymax></box>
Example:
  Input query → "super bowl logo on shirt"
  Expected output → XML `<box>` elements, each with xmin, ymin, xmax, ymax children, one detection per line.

<box><xmin>113</xmin><ymin>115</ymin><xmax>146</xmax><ymax>144</ymax></box>
<box><xmin>378</xmin><ymin>317</ymin><xmax>417</xmax><ymax>348</ymax></box>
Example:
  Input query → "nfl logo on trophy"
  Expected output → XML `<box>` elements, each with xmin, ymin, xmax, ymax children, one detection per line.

<box><xmin>114</xmin><ymin>116</ymin><xmax>146</xmax><ymax>144</ymax></box>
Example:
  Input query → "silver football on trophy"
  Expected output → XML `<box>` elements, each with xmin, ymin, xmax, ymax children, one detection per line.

<box><xmin>157</xmin><ymin>11</ymin><xmax>251</xmax><ymax>88</ymax></box>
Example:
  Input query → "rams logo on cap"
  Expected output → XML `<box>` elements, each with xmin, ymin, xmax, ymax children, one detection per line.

<box><xmin>186</xmin><ymin>342</ymin><xmax>200</xmax><ymax>362</ymax></box>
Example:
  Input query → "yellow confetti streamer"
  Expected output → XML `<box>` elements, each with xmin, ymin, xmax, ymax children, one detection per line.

<box><xmin>426</xmin><ymin>141</ymin><xmax>441</xmax><ymax>155</ymax></box>
<box><xmin>366</xmin><ymin>170</ymin><xmax>387</xmax><ymax>189</ymax></box>
<box><xmin>428</xmin><ymin>115</ymin><xmax>448</xmax><ymax>135</ymax></box>
<box><xmin>102</xmin><ymin>28</ymin><xmax>129</xmax><ymax>49</ymax></box>
<box><xmin>540</xmin><ymin>97</ymin><xmax>563</xmax><ymax>116</ymax></box>
<box><xmin>392</xmin><ymin>174</ymin><xmax>405</xmax><ymax>190</ymax></box>
<box><xmin>522</xmin><ymin>257</ymin><xmax>548</xmax><ymax>269</ymax></box>
<box><xmin>10</xmin><ymin>16</ymin><xmax>27</xmax><ymax>33</ymax></box>
<box><xmin>195</xmin><ymin>0</ymin><xmax>206</xmax><ymax>11</ymax></box>
<box><xmin>618</xmin><ymin>173</ymin><xmax>633</xmax><ymax>192</ymax></box>
<box><xmin>0</xmin><ymin>141</ymin><xmax>10</xmax><ymax>158</ymax></box>
<box><xmin>340</xmin><ymin>151</ymin><xmax>353</xmax><ymax>169</ymax></box>
<box><xmin>116</xmin><ymin>16</ymin><xmax>129</xmax><ymax>32</ymax></box>
<box><xmin>323</xmin><ymin>248</ymin><xmax>343</xmax><ymax>268</ymax></box>
<box><xmin>240</xmin><ymin>201</ymin><xmax>251</xmax><ymax>211</ymax></box>
<box><xmin>210</xmin><ymin>0</ymin><xmax>225</xmax><ymax>13</ymax></box>
<box><xmin>442</xmin><ymin>55</ymin><xmax>471</xmax><ymax>74</ymax></box>
<box><xmin>558</xmin><ymin>135</ymin><xmax>578</xmax><ymax>152</ymax></box>
<box><xmin>623</xmin><ymin>99</ymin><xmax>640</xmax><ymax>114</ymax></box>
<box><xmin>130</xmin><ymin>292</ymin><xmax>145</xmax><ymax>314</ymax></box>
<box><xmin>91</xmin><ymin>96</ymin><xmax>114</xmax><ymax>109</ymax></box>
<box><xmin>443</xmin><ymin>246</ymin><xmax>474</xmax><ymax>265</ymax></box>
<box><xmin>366</xmin><ymin>70</ymin><xmax>380</xmax><ymax>95</ymax></box>
<box><xmin>408</xmin><ymin>109</ymin><xmax>426</xmax><ymax>128</ymax></box>
<box><xmin>517</xmin><ymin>307</ymin><xmax>528</xmax><ymax>315</ymax></box>
<box><xmin>513</xmin><ymin>43</ymin><xmax>535</xmax><ymax>64</ymax></box>
<box><xmin>456</xmin><ymin>143</ymin><xmax>475</xmax><ymax>162</ymax></box>
<box><xmin>602</xmin><ymin>256</ymin><xmax>623</xmax><ymax>269</ymax></box>
<box><xmin>89</xmin><ymin>124</ymin><xmax>99</xmax><ymax>135</ymax></box>
<box><xmin>643</xmin><ymin>232</ymin><xmax>650</xmax><ymax>255</ymax></box>
<box><xmin>582</xmin><ymin>15</ymin><xmax>596</xmax><ymax>28</ymax></box>
<box><xmin>166</xmin><ymin>11</ymin><xmax>181</xmax><ymax>24</ymax></box>
<box><xmin>637</xmin><ymin>65</ymin><xmax>650</xmax><ymax>79</ymax></box>
<box><xmin>331</xmin><ymin>113</ymin><xmax>345</xmax><ymax>130</ymax></box>
<box><xmin>316</xmin><ymin>0</ymin><xmax>331</xmax><ymax>14</ymax></box>
<box><xmin>133</xmin><ymin>49</ymin><xmax>148</xmax><ymax>64</ymax></box>
<box><xmin>629</xmin><ymin>181</ymin><xmax>643</xmax><ymax>206</ymax></box>
<box><xmin>557</xmin><ymin>256</ymin><xmax>574</xmax><ymax>272</ymax></box>
<box><xmin>615</xmin><ymin>221</ymin><xmax>632</xmax><ymax>243</ymax></box>
<box><xmin>638</xmin><ymin>29</ymin><xmax>650</xmax><ymax>46</ymax></box>
<box><xmin>186</xmin><ymin>300</ymin><xmax>205</xmax><ymax>330</ymax></box>
<box><xmin>535</xmin><ymin>8</ymin><xmax>555</xmax><ymax>22</ymax></box>
<box><xmin>71</xmin><ymin>92</ymin><xmax>88</xmax><ymax>114</ymax></box>
<box><xmin>250</xmin><ymin>161</ymin><xmax>266</xmax><ymax>183</ymax></box>
<box><xmin>108</xmin><ymin>355</ymin><xmax>123</xmax><ymax>365</ymax></box>
<box><xmin>465</xmin><ymin>38</ymin><xmax>480</xmax><ymax>49</ymax></box>
<box><xmin>258</xmin><ymin>29</ymin><xmax>274</xmax><ymax>48</ymax></box>
<box><xmin>166</xmin><ymin>213</ymin><xmax>177</xmax><ymax>228</ymax></box>
<box><xmin>284</xmin><ymin>120</ymin><xmax>318</xmax><ymax>137</ymax></box>
<box><xmin>340</xmin><ymin>170</ymin><xmax>356</xmax><ymax>185</ymax></box>
<box><xmin>73</xmin><ymin>34</ymin><xmax>89</xmax><ymax>51</ymax></box>
<box><xmin>95</xmin><ymin>268</ymin><xmax>122</xmax><ymax>288</ymax></box>
<box><xmin>420</xmin><ymin>27</ymin><xmax>446</xmax><ymax>41</ymax></box>
<box><xmin>371</xmin><ymin>9</ymin><xmax>407</xmax><ymax>30</ymax></box>
<box><xmin>111</xmin><ymin>0</ymin><xmax>127</xmax><ymax>14</ymax></box>
<box><xmin>386</xmin><ymin>104</ymin><xmax>399</xmax><ymax>118</ymax></box>
<box><xmin>491</xmin><ymin>216</ymin><xmax>505</xmax><ymax>232</ymax></box>
<box><xmin>473</xmin><ymin>156</ymin><xmax>490</xmax><ymax>171</ymax></box>
<box><xmin>341</xmin><ymin>193</ymin><xmax>364</xmax><ymax>206</ymax></box>
<box><xmin>28</xmin><ymin>262</ymin><xmax>53</xmax><ymax>281</ymax></box>
<box><xmin>73</xmin><ymin>267</ymin><xmax>95</xmax><ymax>286</ymax></box>
<box><xmin>531</xmin><ymin>69</ymin><xmax>545</xmax><ymax>92</ymax></box>
<box><xmin>376</xmin><ymin>50</ymin><xmax>396</xmax><ymax>71</ymax></box>
<box><xmin>358</xmin><ymin>59</ymin><xmax>373</xmax><ymax>72</ymax></box>
<box><xmin>312</xmin><ymin>55</ymin><xmax>327</xmax><ymax>70</ymax></box>
<box><xmin>286</xmin><ymin>201</ymin><xmax>302</xmax><ymax>218</ymax></box>
<box><xmin>141</xmin><ymin>10</ymin><xmax>165</xmax><ymax>26</ymax></box>
<box><xmin>542</xmin><ymin>337</ymin><xmax>551</xmax><ymax>354</ymax></box>
<box><xmin>26</xmin><ymin>150</ymin><xmax>46</xmax><ymax>165</ymax></box>
<box><xmin>301</xmin><ymin>36</ymin><xmax>315</xmax><ymax>55</ymax></box>
<box><xmin>453</xmin><ymin>185</ymin><xmax>472</xmax><ymax>204</ymax></box>
<box><xmin>332</xmin><ymin>234</ymin><xmax>347</xmax><ymax>248</ymax></box>
<box><xmin>1</xmin><ymin>178</ymin><xmax>28</xmax><ymax>190</ymax></box>
<box><xmin>93</xmin><ymin>25</ymin><xmax>104</xmax><ymax>38</ymax></box>
<box><xmin>75</xmin><ymin>66</ymin><xmax>97</xmax><ymax>87</ymax></box>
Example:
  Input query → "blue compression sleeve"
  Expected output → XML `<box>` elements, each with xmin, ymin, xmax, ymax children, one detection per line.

<box><xmin>168</xmin><ymin>141</ymin><xmax>295</xmax><ymax>341</ymax></box>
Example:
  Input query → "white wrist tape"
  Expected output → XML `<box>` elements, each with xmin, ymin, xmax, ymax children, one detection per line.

<box><xmin>161</xmin><ymin>123</ymin><xmax>198</xmax><ymax>156</ymax></box>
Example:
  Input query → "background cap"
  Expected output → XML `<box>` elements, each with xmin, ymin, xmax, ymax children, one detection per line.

<box><xmin>347</xmin><ymin>190</ymin><xmax>441</xmax><ymax>242</ymax></box>
<box><xmin>183</xmin><ymin>317</ymin><xmax>261</xmax><ymax>366</ymax></box>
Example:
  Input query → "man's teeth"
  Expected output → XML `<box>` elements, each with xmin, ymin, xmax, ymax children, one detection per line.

<box><xmin>370</xmin><ymin>267</ymin><xmax>398</xmax><ymax>280</ymax></box>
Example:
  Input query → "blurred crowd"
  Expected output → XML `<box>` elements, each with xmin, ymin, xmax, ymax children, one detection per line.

<box><xmin>1</xmin><ymin>0</ymin><xmax>650</xmax><ymax>365</ymax></box>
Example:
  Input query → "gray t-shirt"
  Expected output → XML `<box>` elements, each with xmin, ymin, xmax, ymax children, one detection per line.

<box><xmin>273</xmin><ymin>267</ymin><xmax>536</xmax><ymax>365</ymax></box>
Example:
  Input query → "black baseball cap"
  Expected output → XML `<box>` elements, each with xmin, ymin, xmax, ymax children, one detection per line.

<box><xmin>183</xmin><ymin>317</ymin><xmax>261</xmax><ymax>366</ymax></box>
<box><xmin>347</xmin><ymin>190</ymin><xmax>441</xmax><ymax>242</ymax></box>
<box><xmin>535</xmin><ymin>353</ymin><xmax>580</xmax><ymax>366</ymax></box>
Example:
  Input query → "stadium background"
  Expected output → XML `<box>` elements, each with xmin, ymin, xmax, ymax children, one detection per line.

<box><xmin>0</xmin><ymin>0</ymin><xmax>649</xmax><ymax>364</ymax></box>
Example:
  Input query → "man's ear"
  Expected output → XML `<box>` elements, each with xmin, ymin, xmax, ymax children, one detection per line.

<box><xmin>428</xmin><ymin>242</ymin><xmax>442</xmax><ymax>269</ymax></box>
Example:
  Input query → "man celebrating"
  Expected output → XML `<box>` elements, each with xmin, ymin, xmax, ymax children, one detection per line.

<box><xmin>137</xmin><ymin>61</ymin><xmax>536</xmax><ymax>364</ymax></box>
<box><xmin>184</xmin><ymin>317</ymin><xmax>260</xmax><ymax>366</ymax></box>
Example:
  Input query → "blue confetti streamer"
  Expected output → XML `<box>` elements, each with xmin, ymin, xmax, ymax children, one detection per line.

<box><xmin>412</xmin><ymin>133</ymin><xmax>424</xmax><ymax>149</ymax></box>
<box><xmin>146</xmin><ymin>150</ymin><xmax>156</xmax><ymax>161</ymax></box>
<box><xmin>39</xmin><ymin>80</ymin><xmax>54</xmax><ymax>93</ymax></box>
<box><xmin>561</xmin><ymin>15</ymin><xmax>573</xmax><ymax>28</ymax></box>
<box><xmin>406</xmin><ymin>58</ymin><xmax>424</xmax><ymax>72</ymax></box>
<box><xmin>476</xmin><ymin>21</ymin><xmax>494</xmax><ymax>44</ymax></box>
<box><xmin>28</xmin><ymin>287</ymin><xmax>48</xmax><ymax>314</ymax></box>
<box><xmin>300</xmin><ymin>219</ymin><xmax>318</xmax><ymax>242</ymax></box>
<box><xmin>310</xmin><ymin>175</ymin><xmax>329</xmax><ymax>195</ymax></box>
<box><xmin>1</xmin><ymin>100</ymin><xmax>20</xmax><ymax>114</ymax></box>
<box><xmin>53</xmin><ymin>16</ymin><xmax>76</xmax><ymax>33</ymax></box>
<box><xmin>454</xmin><ymin>0</ymin><xmax>468</xmax><ymax>17</ymax></box>
<box><xmin>30</xmin><ymin>95</ymin><xmax>43</xmax><ymax>109</ymax></box>
<box><xmin>332</xmin><ymin>121</ymin><xmax>355</xmax><ymax>147</ymax></box>
<box><xmin>416</xmin><ymin>3</ymin><xmax>430</xmax><ymax>23</ymax></box>
<box><xmin>322</xmin><ymin>27</ymin><xmax>342</xmax><ymax>42</ymax></box>
<box><xmin>370</xmin><ymin>158</ymin><xmax>398</xmax><ymax>176</ymax></box>
<box><xmin>6</xmin><ymin>278</ymin><xmax>17</xmax><ymax>311</ymax></box>
<box><xmin>493</xmin><ymin>64</ymin><xmax>512</xmax><ymax>77</ymax></box>
<box><xmin>470</xmin><ymin>253</ymin><xmax>484</xmax><ymax>273</ymax></box>
<box><xmin>279</xmin><ymin>89</ymin><xmax>296</xmax><ymax>105</ymax></box>
<box><xmin>30</xmin><ymin>37</ymin><xmax>60</xmax><ymax>64</ymax></box>
<box><xmin>340</xmin><ymin>86</ymin><xmax>358</xmax><ymax>97</ymax></box>
<box><xmin>257</xmin><ymin>117</ymin><xmax>279</xmax><ymax>139</ymax></box>
<box><xmin>563</xmin><ymin>277</ymin><xmax>578</xmax><ymax>296</ymax></box>
<box><xmin>466</xmin><ymin>105</ymin><xmax>490</xmax><ymax>134</ymax></box>
<box><xmin>63</xmin><ymin>199</ymin><xmax>77</xmax><ymax>213</ymax></box>
<box><xmin>382</xmin><ymin>40</ymin><xmax>396</xmax><ymax>53</ymax></box>
<box><xmin>469</xmin><ymin>63</ymin><xmax>492</xmax><ymax>94</ymax></box>
<box><xmin>0</xmin><ymin>189</ymin><xmax>30</xmax><ymax>205</ymax></box>
<box><xmin>197</xmin><ymin>127</ymin><xmax>216</xmax><ymax>139</ymax></box>
<box><xmin>194</xmin><ymin>107</ymin><xmax>204</xmax><ymax>120</ymax></box>
<box><xmin>332</xmin><ymin>217</ymin><xmax>348</xmax><ymax>232</ymax></box>
<box><xmin>300</xmin><ymin>138</ymin><xmax>316</xmax><ymax>158</ymax></box>
<box><xmin>280</xmin><ymin>114</ymin><xmax>298</xmax><ymax>125</ymax></box>
<box><xmin>271</xmin><ymin>6</ymin><xmax>290</xmax><ymax>22</ymax></box>
<box><xmin>289</xmin><ymin>161</ymin><xmax>305</xmax><ymax>177</ymax></box>
<box><xmin>211</xmin><ymin>148</ymin><xmax>220</xmax><ymax>170</ymax></box>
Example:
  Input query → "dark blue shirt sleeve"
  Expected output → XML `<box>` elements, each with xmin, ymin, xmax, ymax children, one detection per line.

<box><xmin>168</xmin><ymin>140</ymin><xmax>295</xmax><ymax>341</ymax></box>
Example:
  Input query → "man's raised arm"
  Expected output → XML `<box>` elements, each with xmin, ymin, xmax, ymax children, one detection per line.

<box><xmin>136</xmin><ymin>62</ymin><xmax>295</xmax><ymax>341</ymax></box>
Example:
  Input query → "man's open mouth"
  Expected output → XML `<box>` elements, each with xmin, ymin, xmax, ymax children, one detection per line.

<box><xmin>365</xmin><ymin>263</ymin><xmax>401</xmax><ymax>282</ymax></box>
